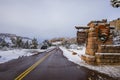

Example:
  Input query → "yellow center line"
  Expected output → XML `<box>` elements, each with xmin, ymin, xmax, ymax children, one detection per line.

<box><xmin>14</xmin><ymin>50</ymin><xmax>53</xmax><ymax>80</ymax></box>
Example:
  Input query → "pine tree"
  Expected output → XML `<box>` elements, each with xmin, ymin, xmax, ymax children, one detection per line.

<box><xmin>11</xmin><ymin>37</ymin><xmax>16</xmax><ymax>47</ymax></box>
<box><xmin>43</xmin><ymin>40</ymin><xmax>51</xmax><ymax>46</ymax></box>
<box><xmin>24</xmin><ymin>40</ymin><xmax>29</xmax><ymax>49</ymax></box>
<box><xmin>16</xmin><ymin>37</ymin><xmax>23</xmax><ymax>48</ymax></box>
<box><xmin>31</xmin><ymin>38</ymin><xmax>38</xmax><ymax>49</ymax></box>
<box><xmin>0</xmin><ymin>39</ymin><xmax>8</xmax><ymax>47</ymax></box>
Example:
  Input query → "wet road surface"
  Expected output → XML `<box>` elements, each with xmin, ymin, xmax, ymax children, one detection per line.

<box><xmin>0</xmin><ymin>48</ymin><xmax>117</xmax><ymax>80</ymax></box>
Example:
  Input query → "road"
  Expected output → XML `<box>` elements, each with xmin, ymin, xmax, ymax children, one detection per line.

<box><xmin>0</xmin><ymin>47</ymin><xmax>116</xmax><ymax>80</ymax></box>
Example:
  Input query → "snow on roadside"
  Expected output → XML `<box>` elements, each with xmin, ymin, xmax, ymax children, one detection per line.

<box><xmin>0</xmin><ymin>46</ymin><xmax>55</xmax><ymax>64</ymax></box>
<box><xmin>60</xmin><ymin>47</ymin><xmax>120</xmax><ymax>79</ymax></box>
<box><xmin>0</xmin><ymin>49</ymin><xmax>30</xmax><ymax>64</ymax></box>
<box><xmin>0</xmin><ymin>49</ymin><xmax>45</xmax><ymax>64</ymax></box>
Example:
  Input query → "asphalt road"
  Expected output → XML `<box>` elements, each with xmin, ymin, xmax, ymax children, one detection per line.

<box><xmin>0</xmin><ymin>48</ymin><xmax>117</xmax><ymax>80</ymax></box>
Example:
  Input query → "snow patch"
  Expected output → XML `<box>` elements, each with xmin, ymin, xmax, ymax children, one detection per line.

<box><xmin>60</xmin><ymin>47</ymin><xmax>120</xmax><ymax>79</ymax></box>
<box><xmin>96</xmin><ymin>53</ymin><xmax>120</xmax><ymax>55</ymax></box>
<box><xmin>0</xmin><ymin>49</ymin><xmax>45</xmax><ymax>64</ymax></box>
<box><xmin>52</xmin><ymin>41</ymin><xmax>62</xmax><ymax>45</ymax></box>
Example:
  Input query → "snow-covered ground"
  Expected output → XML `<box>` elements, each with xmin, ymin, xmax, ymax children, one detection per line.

<box><xmin>60</xmin><ymin>47</ymin><xmax>120</xmax><ymax>79</ymax></box>
<box><xmin>0</xmin><ymin>46</ymin><xmax>56</xmax><ymax>64</ymax></box>
<box><xmin>113</xmin><ymin>36</ymin><xmax>120</xmax><ymax>45</ymax></box>
<box><xmin>0</xmin><ymin>49</ymin><xmax>46</xmax><ymax>64</ymax></box>
<box><xmin>51</xmin><ymin>41</ymin><xmax>62</xmax><ymax>46</ymax></box>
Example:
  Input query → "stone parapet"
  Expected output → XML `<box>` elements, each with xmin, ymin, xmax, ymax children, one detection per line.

<box><xmin>98</xmin><ymin>45</ymin><xmax>120</xmax><ymax>53</ymax></box>
<box><xmin>81</xmin><ymin>54</ymin><xmax>96</xmax><ymax>65</ymax></box>
<box><xmin>81</xmin><ymin>53</ymin><xmax>120</xmax><ymax>65</ymax></box>
<box><xmin>95</xmin><ymin>53</ymin><xmax>120</xmax><ymax>65</ymax></box>
<box><xmin>86</xmin><ymin>49</ymin><xmax>96</xmax><ymax>56</ymax></box>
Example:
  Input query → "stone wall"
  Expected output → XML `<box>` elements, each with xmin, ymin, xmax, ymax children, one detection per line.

<box><xmin>97</xmin><ymin>45</ymin><xmax>120</xmax><ymax>53</ymax></box>
<box><xmin>95</xmin><ymin>53</ymin><xmax>120</xmax><ymax>65</ymax></box>
<box><xmin>77</xmin><ymin>31</ymin><xmax>87</xmax><ymax>45</ymax></box>
<box><xmin>81</xmin><ymin>55</ymin><xmax>96</xmax><ymax>65</ymax></box>
<box><xmin>86</xmin><ymin>27</ymin><xmax>97</xmax><ymax>56</ymax></box>
<box><xmin>81</xmin><ymin>19</ymin><xmax>120</xmax><ymax>65</ymax></box>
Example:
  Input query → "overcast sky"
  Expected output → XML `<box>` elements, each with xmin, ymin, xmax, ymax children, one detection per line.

<box><xmin>0</xmin><ymin>0</ymin><xmax>120</xmax><ymax>41</ymax></box>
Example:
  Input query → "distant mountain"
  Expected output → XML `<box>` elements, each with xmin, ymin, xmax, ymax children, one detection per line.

<box><xmin>0</xmin><ymin>33</ymin><xmax>16</xmax><ymax>38</ymax></box>
<box><xmin>0</xmin><ymin>33</ymin><xmax>31</xmax><ymax>40</ymax></box>
<box><xmin>0</xmin><ymin>33</ymin><xmax>31</xmax><ymax>44</ymax></box>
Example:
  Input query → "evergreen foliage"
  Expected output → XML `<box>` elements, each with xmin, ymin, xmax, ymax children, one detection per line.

<box><xmin>31</xmin><ymin>38</ymin><xmax>38</xmax><ymax>49</ymax></box>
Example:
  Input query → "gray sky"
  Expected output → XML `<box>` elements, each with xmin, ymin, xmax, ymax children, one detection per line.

<box><xmin>0</xmin><ymin>0</ymin><xmax>120</xmax><ymax>41</ymax></box>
